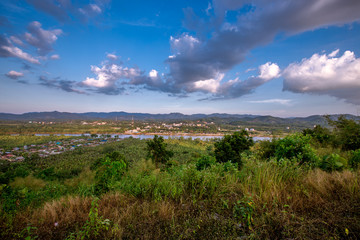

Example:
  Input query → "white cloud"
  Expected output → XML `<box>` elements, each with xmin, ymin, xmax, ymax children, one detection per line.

<box><xmin>259</xmin><ymin>62</ymin><xmax>281</xmax><ymax>80</ymax></box>
<box><xmin>1</xmin><ymin>45</ymin><xmax>40</xmax><ymax>64</ymax></box>
<box><xmin>248</xmin><ymin>99</ymin><xmax>293</xmax><ymax>106</ymax></box>
<box><xmin>9</xmin><ymin>36</ymin><xmax>24</xmax><ymax>46</ymax></box>
<box><xmin>170</xmin><ymin>34</ymin><xmax>201</xmax><ymax>57</ymax></box>
<box><xmin>106</xmin><ymin>53</ymin><xmax>118</xmax><ymax>60</ymax></box>
<box><xmin>193</xmin><ymin>73</ymin><xmax>224</xmax><ymax>93</ymax></box>
<box><xmin>149</xmin><ymin>69</ymin><xmax>158</xmax><ymax>78</ymax></box>
<box><xmin>82</xmin><ymin>63</ymin><xmax>142</xmax><ymax>94</ymax></box>
<box><xmin>50</xmin><ymin>54</ymin><xmax>60</xmax><ymax>60</ymax></box>
<box><xmin>213</xmin><ymin>62</ymin><xmax>280</xmax><ymax>99</ymax></box>
<box><xmin>79</xmin><ymin>4</ymin><xmax>103</xmax><ymax>19</ymax></box>
<box><xmin>89</xmin><ymin>4</ymin><xmax>101</xmax><ymax>14</ymax></box>
<box><xmin>5</xmin><ymin>70</ymin><xmax>24</xmax><ymax>79</ymax></box>
<box><xmin>25</xmin><ymin>21</ymin><xmax>62</xmax><ymax>55</ymax></box>
<box><xmin>328</xmin><ymin>49</ymin><xmax>339</xmax><ymax>57</ymax></box>
<box><xmin>283</xmin><ymin>50</ymin><xmax>360</xmax><ymax>104</ymax></box>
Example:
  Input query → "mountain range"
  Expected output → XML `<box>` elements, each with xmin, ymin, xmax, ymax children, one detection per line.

<box><xmin>0</xmin><ymin>111</ymin><xmax>359</xmax><ymax>124</ymax></box>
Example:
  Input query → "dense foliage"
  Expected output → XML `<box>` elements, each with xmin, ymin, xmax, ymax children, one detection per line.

<box><xmin>146</xmin><ymin>135</ymin><xmax>174</xmax><ymax>166</ymax></box>
<box><xmin>214</xmin><ymin>130</ymin><xmax>253</xmax><ymax>168</ymax></box>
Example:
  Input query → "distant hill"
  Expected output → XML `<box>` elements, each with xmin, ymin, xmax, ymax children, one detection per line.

<box><xmin>0</xmin><ymin>111</ymin><xmax>359</xmax><ymax>125</ymax></box>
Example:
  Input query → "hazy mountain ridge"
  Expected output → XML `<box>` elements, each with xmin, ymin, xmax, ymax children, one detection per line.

<box><xmin>0</xmin><ymin>111</ymin><xmax>359</xmax><ymax>124</ymax></box>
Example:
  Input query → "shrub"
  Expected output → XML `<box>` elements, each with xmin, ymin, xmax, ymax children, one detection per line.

<box><xmin>319</xmin><ymin>154</ymin><xmax>346</xmax><ymax>172</ymax></box>
<box><xmin>94</xmin><ymin>153</ymin><xmax>127</xmax><ymax>195</ymax></box>
<box><xmin>274</xmin><ymin>134</ymin><xmax>318</xmax><ymax>166</ymax></box>
<box><xmin>349</xmin><ymin>149</ymin><xmax>360</xmax><ymax>169</ymax></box>
<box><xmin>214</xmin><ymin>130</ymin><xmax>253</xmax><ymax>168</ymax></box>
<box><xmin>196</xmin><ymin>155</ymin><xmax>216</xmax><ymax>171</ymax></box>
<box><xmin>256</xmin><ymin>139</ymin><xmax>278</xmax><ymax>161</ymax></box>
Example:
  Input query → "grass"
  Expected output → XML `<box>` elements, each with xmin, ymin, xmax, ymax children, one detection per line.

<box><xmin>0</xmin><ymin>137</ymin><xmax>359</xmax><ymax>239</ymax></box>
<box><xmin>9</xmin><ymin>175</ymin><xmax>46</xmax><ymax>190</ymax></box>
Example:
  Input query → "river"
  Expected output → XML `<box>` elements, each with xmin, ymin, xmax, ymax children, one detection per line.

<box><xmin>33</xmin><ymin>133</ymin><xmax>271</xmax><ymax>141</ymax></box>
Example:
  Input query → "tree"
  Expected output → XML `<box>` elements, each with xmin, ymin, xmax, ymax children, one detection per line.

<box><xmin>302</xmin><ymin>125</ymin><xmax>332</xmax><ymax>145</ymax></box>
<box><xmin>325</xmin><ymin>115</ymin><xmax>360</xmax><ymax>150</ymax></box>
<box><xmin>214</xmin><ymin>130</ymin><xmax>253</xmax><ymax>168</ymax></box>
<box><xmin>146</xmin><ymin>135</ymin><xmax>173</xmax><ymax>166</ymax></box>
<box><xmin>274</xmin><ymin>134</ymin><xmax>318</xmax><ymax>166</ymax></box>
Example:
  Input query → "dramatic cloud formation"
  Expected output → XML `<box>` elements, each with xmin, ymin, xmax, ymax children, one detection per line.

<box><xmin>283</xmin><ymin>50</ymin><xmax>360</xmax><ymax>105</ymax></box>
<box><xmin>5</xmin><ymin>70</ymin><xmax>24</xmax><ymax>79</ymax></box>
<box><xmin>39</xmin><ymin>75</ymin><xmax>85</xmax><ymax>94</ymax></box>
<box><xmin>81</xmin><ymin>56</ymin><xmax>280</xmax><ymax>99</ymax></box>
<box><xmin>166</xmin><ymin>0</ymin><xmax>360</xmax><ymax>99</ymax></box>
<box><xmin>0</xmin><ymin>35</ymin><xmax>40</xmax><ymax>64</ymax></box>
<box><xmin>25</xmin><ymin>21</ymin><xmax>62</xmax><ymax>55</ymax></box>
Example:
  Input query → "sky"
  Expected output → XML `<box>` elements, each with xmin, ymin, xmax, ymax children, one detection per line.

<box><xmin>1</xmin><ymin>0</ymin><xmax>360</xmax><ymax>117</ymax></box>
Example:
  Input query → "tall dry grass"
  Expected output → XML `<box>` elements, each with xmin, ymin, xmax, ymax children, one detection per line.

<box><xmin>2</xmin><ymin>160</ymin><xmax>359</xmax><ymax>239</ymax></box>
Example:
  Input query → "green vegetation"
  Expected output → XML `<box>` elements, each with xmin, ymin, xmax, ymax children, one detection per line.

<box><xmin>214</xmin><ymin>130</ymin><xmax>253</xmax><ymax>168</ymax></box>
<box><xmin>146</xmin><ymin>135</ymin><xmax>174</xmax><ymax>166</ymax></box>
<box><xmin>0</xmin><ymin>116</ymin><xmax>360</xmax><ymax>239</ymax></box>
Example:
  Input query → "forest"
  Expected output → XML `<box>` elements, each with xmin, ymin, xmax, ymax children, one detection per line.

<box><xmin>0</xmin><ymin>115</ymin><xmax>359</xmax><ymax>239</ymax></box>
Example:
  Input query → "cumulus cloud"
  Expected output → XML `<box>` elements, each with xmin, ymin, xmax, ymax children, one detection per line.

<box><xmin>82</xmin><ymin>63</ymin><xmax>144</xmax><ymax>95</ymax></box>
<box><xmin>24</xmin><ymin>21</ymin><xmax>62</xmax><ymax>55</ymax></box>
<box><xmin>39</xmin><ymin>75</ymin><xmax>85</xmax><ymax>94</ymax></box>
<box><xmin>5</xmin><ymin>70</ymin><xmax>24</xmax><ymax>79</ymax></box>
<box><xmin>0</xmin><ymin>35</ymin><xmax>40</xmax><ymax>64</ymax></box>
<box><xmin>165</xmin><ymin>0</ymin><xmax>360</xmax><ymax>99</ymax></box>
<box><xmin>283</xmin><ymin>50</ymin><xmax>360</xmax><ymax>105</ymax></box>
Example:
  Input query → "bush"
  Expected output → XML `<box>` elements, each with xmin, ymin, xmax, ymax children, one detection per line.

<box><xmin>274</xmin><ymin>134</ymin><xmax>318</xmax><ymax>166</ymax></box>
<box><xmin>94</xmin><ymin>153</ymin><xmax>128</xmax><ymax>195</ymax></box>
<box><xmin>214</xmin><ymin>130</ymin><xmax>253</xmax><ymax>168</ymax></box>
<box><xmin>349</xmin><ymin>149</ymin><xmax>360</xmax><ymax>169</ymax></box>
<box><xmin>256</xmin><ymin>139</ymin><xmax>278</xmax><ymax>160</ymax></box>
<box><xmin>319</xmin><ymin>154</ymin><xmax>346</xmax><ymax>172</ymax></box>
<box><xmin>196</xmin><ymin>155</ymin><xmax>216</xmax><ymax>171</ymax></box>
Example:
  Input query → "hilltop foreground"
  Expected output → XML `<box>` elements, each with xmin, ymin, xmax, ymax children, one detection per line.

<box><xmin>0</xmin><ymin>116</ymin><xmax>360</xmax><ymax>239</ymax></box>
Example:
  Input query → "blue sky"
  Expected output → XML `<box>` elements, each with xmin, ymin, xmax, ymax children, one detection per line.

<box><xmin>1</xmin><ymin>0</ymin><xmax>360</xmax><ymax>117</ymax></box>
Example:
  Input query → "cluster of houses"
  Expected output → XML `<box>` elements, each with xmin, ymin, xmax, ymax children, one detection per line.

<box><xmin>0</xmin><ymin>137</ymin><xmax>118</xmax><ymax>162</ymax></box>
<box><xmin>28</xmin><ymin>121</ymin><xmax>56</xmax><ymax>125</ymax></box>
